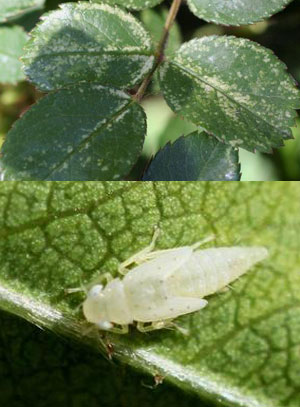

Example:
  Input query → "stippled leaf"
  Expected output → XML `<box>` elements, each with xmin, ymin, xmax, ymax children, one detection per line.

<box><xmin>91</xmin><ymin>0</ymin><xmax>164</xmax><ymax>11</ymax></box>
<box><xmin>159</xmin><ymin>36</ymin><xmax>300</xmax><ymax>153</ymax></box>
<box><xmin>143</xmin><ymin>131</ymin><xmax>240</xmax><ymax>180</ymax></box>
<box><xmin>22</xmin><ymin>2</ymin><xmax>155</xmax><ymax>91</ymax></box>
<box><xmin>0</xmin><ymin>84</ymin><xmax>146</xmax><ymax>180</ymax></box>
<box><xmin>187</xmin><ymin>0</ymin><xmax>294</xmax><ymax>26</ymax></box>
<box><xmin>0</xmin><ymin>0</ymin><xmax>44</xmax><ymax>22</ymax></box>
<box><xmin>0</xmin><ymin>26</ymin><xmax>28</xmax><ymax>84</ymax></box>
<box><xmin>0</xmin><ymin>182</ymin><xmax>300</xmax><ymax>407</ymax></box>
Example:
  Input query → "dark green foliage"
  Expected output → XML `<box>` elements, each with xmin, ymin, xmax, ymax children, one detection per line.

<box><xmin>143</xmin><ymin>131</ymin><xmax>240</xmax><ymax>180</ymax></box>
<box><xmin>1</xmin><ymin>84</ymin><xmax>146</xmax><ymax>180</ymax></box>
<box><xmin>0</xmin><ymin>0</ymin><xmax>299</xmax><ymax>180</ymax></box>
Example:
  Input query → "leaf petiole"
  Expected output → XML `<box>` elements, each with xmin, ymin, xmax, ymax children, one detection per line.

<box><xmin>134</xmin><ymin>0</ymin><xmax>182</xmax><ymax>102</ymax></box>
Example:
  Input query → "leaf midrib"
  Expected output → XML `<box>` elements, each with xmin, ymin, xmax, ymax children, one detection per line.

<box><xmin>169</xmin><ymin>60</ymin><xmax>289</xmax><ymax>136</ymax></box>
<box><xmin>24</xmin><ymin>50</ymin><xmax>154</xmax><ymax>59</ymax></box>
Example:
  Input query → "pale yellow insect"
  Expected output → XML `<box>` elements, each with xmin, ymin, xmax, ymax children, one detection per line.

<box><xmin>82</xmin><ymin>231</ymin><xmax>268</xmax><ymax>333</ymax></box>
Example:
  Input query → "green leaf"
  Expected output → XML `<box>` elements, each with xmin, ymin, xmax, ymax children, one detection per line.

<box><xmin>22</xmin><ymin>2</ymin><xmax>155</xmax><ymax>91</ymax></box>
<box><xmin>91</xmin><ymin>0</ymin><xmax>164</xmax><ymax>11</ymax></box>
<box><xmin>187</xmin><ymin>0</ymin><xmax>294</xmax><ymax>26</ymax></box>
<box><xmin>159</xmin><ymin>36</ymin><xmax>300</xmax><ymax>153</ymax></box>
<box><xmin>0</xmin><ymin>0</ymin><xmax>44</xmax><ymax>22</ymax></box>
<box><xmin>1</xmin><ymin>311</ymin><xmax>208</xmax><ymax>407</ymax></box>
<box><xmin>141</xmin><ymin>8</ymin><xmax>182</xmax><ymax>57</ymax></box>
<box><xmin>0</xmin><ymin>26</ymin><xmax>28</xmax><ymax>84</ymax></box>
<box><xmin>143</xmin><ymin>131</ymin><xmax>240</xmax><ymax>180</ymax></box>
<box><xmin>0</xmin><ymin>84</ymin><xmax>146</xmax><ymax>180</ymax></box>
<box><xmin>1</xmin><ymin>182</ymin><xmax>300</xmax><ymax>407</ymax></box>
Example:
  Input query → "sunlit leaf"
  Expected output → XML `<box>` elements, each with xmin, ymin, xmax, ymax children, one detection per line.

<box><xmin>0</xmin><ymin>182</ymin><xmax>299</xmax><ymax>407</ymax></box>
<box><xmin>0</xmin><ymin>84</ymin><xmax>146</xmax><ymax>180</ymax></box>
<box><xmin>159</xmin><ymin>36</ymin><xmax>300</xmax><ymax>153</ymax></box>
<box><xmin>22</xmin><ymin>3</ymin><xmax>155</xmax><ymax>91</ymax></box>
<box><xmin>0</xmin><ymin>0</ymin><xmax>44</xmax><ymax>22</ymax></box>
<box><xmin>91</xmin><ymin>0</ymin><xmax>164</xmax><ymax>11</ymax></box>
<box><xmin>187</xmin><ymin>0</ymin><xmax>294</xmax><ymax>26</ymax></box>
<box><xmin>0</xmin><ymin>26</ymin><xmax>28</xmax><ymax>84</ymax></box>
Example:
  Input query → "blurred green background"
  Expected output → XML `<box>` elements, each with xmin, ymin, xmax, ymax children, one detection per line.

<box><xmin>1</xmin><ymin>0</ymin><xmax>300</xmax><ymax>180</ymax></box>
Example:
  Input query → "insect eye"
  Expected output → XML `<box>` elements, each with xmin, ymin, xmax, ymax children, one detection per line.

<box><xmin>88</xmin><ymin>284</ymin><xmax>103</xmax><ymax>298</ymax></box>
<box><xmin>97</xmin><ymin>321</ymin><xmax>113</xmax><ymax>330</ymax></box>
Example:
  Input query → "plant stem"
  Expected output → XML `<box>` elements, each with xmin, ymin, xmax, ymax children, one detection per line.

<box><xmin>134</xmin><ymin>0</ymin><xmax>182</xmax><ymax>102</ymax></box>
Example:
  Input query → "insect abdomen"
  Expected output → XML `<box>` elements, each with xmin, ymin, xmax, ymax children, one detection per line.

<box><xmin>168</xmin><ymin>247</ymin><xmax>268</xmax><ymax>298</ymax></box>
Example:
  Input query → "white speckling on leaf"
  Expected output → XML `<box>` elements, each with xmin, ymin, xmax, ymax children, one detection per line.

<box><xmin>159</xmin><ymin>35</ymin><xmax>300</xmax><ymax>153</ymax></box>
<box><xmin>0</xmin><ymin>83</ymin><xmax>147</xmax><ymax>180</ymax></box>
<box><xmin>187</xmin><ymin>0</ymin><xmax>293</xmax><ymax>26</ymax></box>
<box><xmin>91</xmin><ymin>0</ymin><xmax>163</xmax><ymax>11</ymax></box>
<box><xmin>22</xmin><ymin>2</ymin><xmax>155</xmax><ymax>91</ymax></box>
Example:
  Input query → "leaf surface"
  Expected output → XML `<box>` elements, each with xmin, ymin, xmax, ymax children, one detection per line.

<box><xmin>143</xmin><ymin>131</ymin><xmax>240</xmax><ymax>180</ymax></box>
<box><xmin>22</xmin><ymin>2</ymin><xmax>155</xmax><ymax>91</ymax></box>
<box><xmin>0</xmin><ymin>26</ymin><xmax>28</xmax><ymax>84</ymax></box>
<box><xmin>187</xmin><ymin>0</ymin><xmax>294</xmax><ymax>25</ymax></box>
<box><xmin>91</xmin><ymin>0</ymin><xmax>164</xmax><ymax>11</ymax></box>
<box><xmin>0</xmin><ymin>84</ymin><xmax>146</xmax><ymax>180</ymax></box>
<box><xmin>0</xmin><ymin>0</ymin><xmax>44</xmax><ymax>22</ymax></box>
<box><xmin>0</xmin><ymin>310</ymin><xmax>209</xmax><ymax>407</ymax></box>
<box><xmin>159</xmin><ymin>36</ymin><xmax>300</xmax><ymax>153</ymax></box>
<box><xmin>0</xmin><ymin>182</ymin><xmax>300</xmax><ymax>407</ymax></box>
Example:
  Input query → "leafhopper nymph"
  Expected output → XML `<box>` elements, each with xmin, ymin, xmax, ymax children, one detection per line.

<box><xmin>82</xmin><ymin>232</ymin><xmax>268</xmax><ymax>333</ymax></box>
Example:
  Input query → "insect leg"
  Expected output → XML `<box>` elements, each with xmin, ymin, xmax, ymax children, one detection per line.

<box><xmin>106</xmin><ymin>324</ymin><xmax>129</xmax><ymax>334</ymax></box>
<box><xmin>119</xmin><ymin>228</ymin><xmax>194</xmax><ymax>275</ymax></box>
<box><xmin>86</xmin><ymin>272</ymin><xmax>114</xmax><ymax>289</ymax></box>
<box><xmin>169</xmin><ymin>322</ymin><xmax>189</xmax><ymax>336</ymax></box>
<box><xmin>118</xmin><ymin>231</ymin><xmax>214</xmax><ymax>276</ymax></box>
<box><xmin>118</xmin><ymin>227</ymin><xmax>160</xmax><ymax>274</ymax></box>
<box><xmin>146</xmin><ymin>234</ymin><xmax>215</xmax><ymax>259</ymax></box>
<box><xmin>97</xmin><ymin>332</ymin><xmax>115</xmax><ymax>361</ymax></box>
<box><xmin>64</xmin><ymin>287</ymin><xmax>86</xmax><ymax>294</ymax></box>
<box><xmin>191</xmin><ymin>235</ymin><xmax>215</xmax><ymax>250</ymax></box>
<box><xmin>136</xmin><ymin>320</ymin><xmax>173</xmax><ymax>332</ymax></box>
<box><xmin>66</xmin><ymin>272</ymin><xmax>114</xmax><ymax>295</ymax></box>
<box><xmin>64</xmin><ymin>278</ymin><xmax>87</xmax><ymax>295</ymax></box>
<box><xmin>218</xmin><ymin>286</ymin><xmax>231</xmax><ymax>293</ymax></box>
